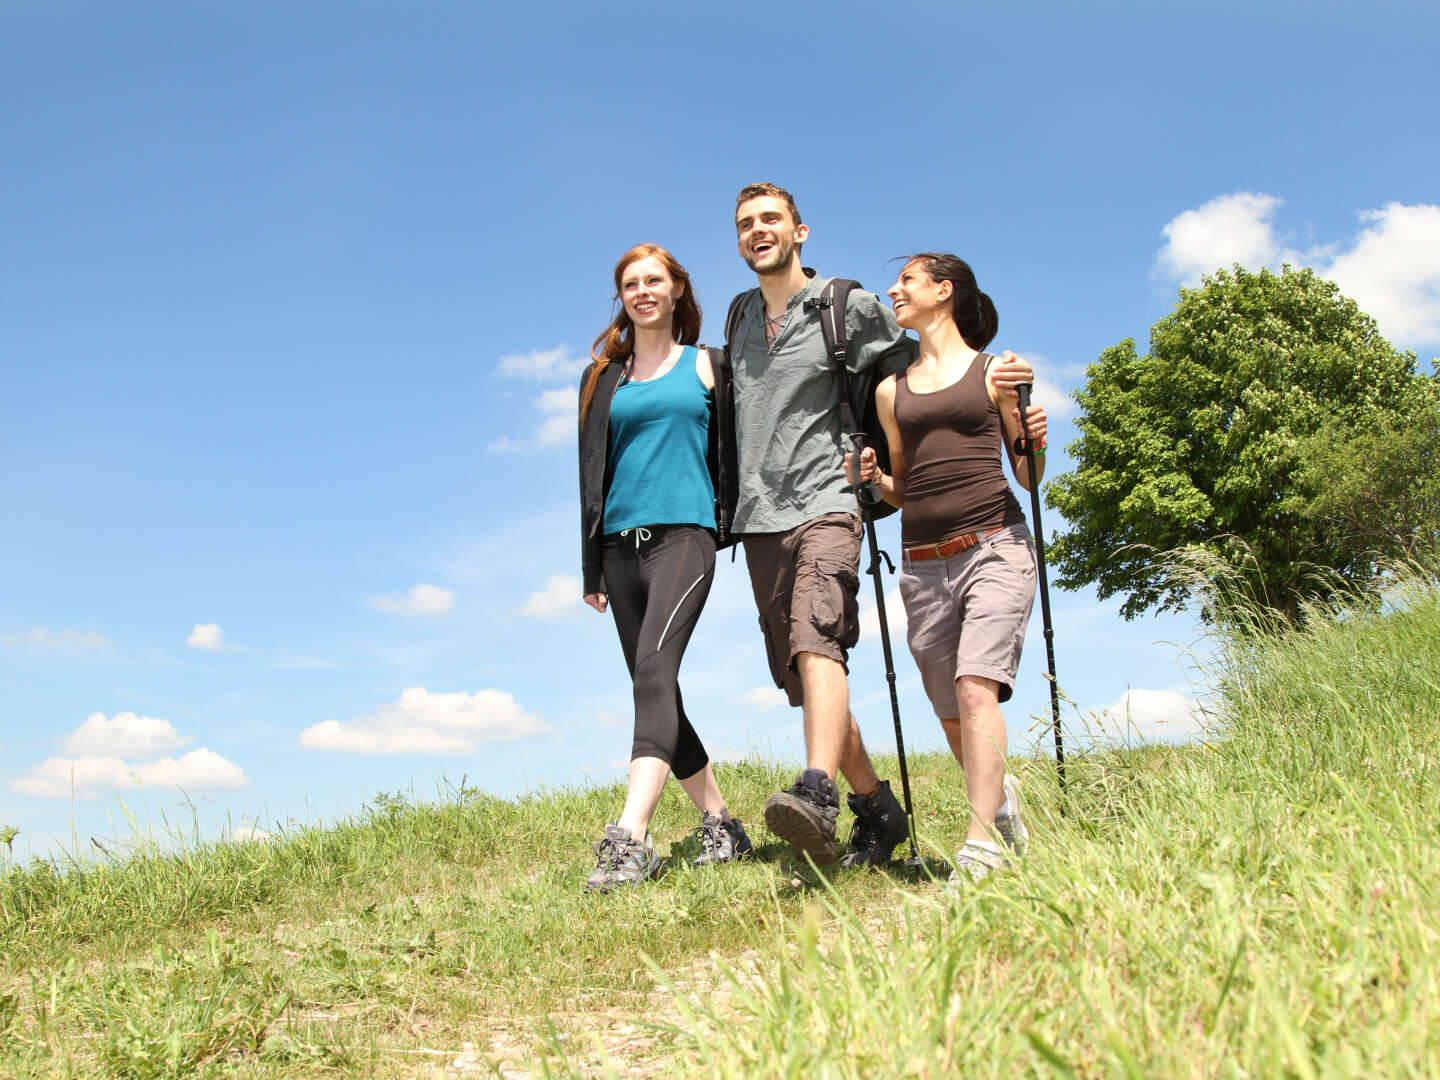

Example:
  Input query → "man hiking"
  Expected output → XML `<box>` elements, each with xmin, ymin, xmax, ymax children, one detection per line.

<box><xmin>723</xmin><ymin>182</ymin><xmax>912</xmax><ymax>867</ymax></box>
<box><xmin>724</xmin><ymin>182</ymin><xmax>1035</xmax><ymax>868</ymax></box>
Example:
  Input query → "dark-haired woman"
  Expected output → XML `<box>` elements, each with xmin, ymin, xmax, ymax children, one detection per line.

<box><xmin>577</xmin><ymin>243</ymin><xmax>751</xmax><ymax>893</ymax></box>
<box><xmin>846</xmin><ymin>254</ymin><xmax>1047</xmax><ymax>884</ymax></box>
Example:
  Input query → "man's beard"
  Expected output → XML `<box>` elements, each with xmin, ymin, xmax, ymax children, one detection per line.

<box><xmin>743</xmin><ymin>237</ymin><xmax>797</xmax><ymax>275</ymax></box>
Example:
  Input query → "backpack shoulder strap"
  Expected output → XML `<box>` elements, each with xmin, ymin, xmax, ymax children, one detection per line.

<box><xmin>811</xmin><ymin>278</ymin><xmax>858</xmax><ymax>369</ymax></box>
<box><xmin>802</xmin><ymin>278</ymin><xmax>862</xmax><ymax>429</ymax></box>
<box><xmin>704</xmin><ymin>344</ymin><xmax>728</xmax><ymax>380</ymax></box>
<box><xmin>724</xmin><ymin>289</ymin><xmax>760</xmax><ymax>348</ymax></box>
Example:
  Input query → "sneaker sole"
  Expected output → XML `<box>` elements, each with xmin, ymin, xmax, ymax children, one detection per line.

<box><xmin>694</xmin><ymin>843</ymin><xmax>753</xmax><ymax>867</ymax></box>
<box><xmin>764</xmin><ymin>794</ymin><xmax>837</xmax><ymax>865</ymax></box>
<box><xmin>584</xmin><ymin>867</ymin><xmax>659</xmax><ymax>894</ymax></box>
<box><xmin>839</xmin><ymin>845</ymin><xmax>898</xmax><ymax>869</ymax></box>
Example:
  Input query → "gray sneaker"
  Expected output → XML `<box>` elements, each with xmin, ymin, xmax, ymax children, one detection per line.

<box><xmin>764</xmin><ymin>769</ymin><xmax>840</xmax><ymax>864</ymax></box>
<box><xmin>692</xmin><ymin>812</ymin><xmax>753</xmax><ymax>866</ymax></box>
<box><xmin>585</xmin><ymin>824</ymin><xmax>660</xmax><ymax>893</ymax></box>
<box><xmin>946</xmin><ymin>842</ymin><xmax>1010</xmax><ymax>886</ymax></box>
<box><xmin>995</xmin><ymin>773</ymin><xmax>1028</xmax><ymax>857</ymax></box>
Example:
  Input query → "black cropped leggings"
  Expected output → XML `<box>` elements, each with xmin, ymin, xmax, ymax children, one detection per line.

<box><xmin>601</xmin><ymin>524</ymin><xmax>715</xmax><ymax>780</ymax></box>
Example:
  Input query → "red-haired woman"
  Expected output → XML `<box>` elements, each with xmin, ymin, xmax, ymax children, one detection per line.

<box><xmin>847</xmin><ymin>253</ymin><xmax>1047</xmax><ymax>884</ymax></box>
<box><xmin>577</xmin><ymin>243</ymin><xmax>751</xmax><ymax>893</ymax></box>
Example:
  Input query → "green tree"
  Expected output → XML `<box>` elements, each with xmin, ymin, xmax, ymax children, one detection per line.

<box><xmin>1048</xmin><ymin>265</ymin><xmax>1438</xmax><ymax>623</ymax></box>
<box><xmin>1297</xmin><ymin>401</ymin><xmax>1440</xmax><ymax>564</ymax></box>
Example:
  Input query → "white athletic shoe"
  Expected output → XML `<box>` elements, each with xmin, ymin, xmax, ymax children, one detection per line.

<box><xmin>995</xmin><ymin>773</ymin><xmax>1028</xmax><ymax>857</ymax></box>
<box><xmin>947</xmin><ymin>841</ymin><xmax>1010</xmax><ymax>886</ymax></box>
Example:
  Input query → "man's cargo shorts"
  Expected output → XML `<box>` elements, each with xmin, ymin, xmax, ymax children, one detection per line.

<box><xmin>742</xmin><ymin>512</ymin><xmax>862</xmax><ymax>707</ymax></box>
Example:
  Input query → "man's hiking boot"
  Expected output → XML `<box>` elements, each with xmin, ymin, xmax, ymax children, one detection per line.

<box><xmin>585</xmin><ymin>824</ymin><xmax>660</xmax><ymax>893</ymax></box>
<box><xmin>995</xmin><ymin>773</ymin><xmax>1028</xmax><ymax>857</ymax></box>
<box><xmin>840</xmin><ymin>780</ymin><xmax>910</xmax><ymax>868</ymax></box>
<box><xmin>946</xmin><ymin>841</ymin><xmax>1010</xmax><ymax>886</ymax></box>
<box><xmin>692</xmin><ymin>812</ymin><xmax>753</xmax><ymax>866</ymax></box>
<box><xmin>764</xmin><ymin>768</ymin><xmax>840</xmax><ymax>864</ymax></box>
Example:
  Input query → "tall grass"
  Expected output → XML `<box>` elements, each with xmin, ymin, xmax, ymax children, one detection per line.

<box><xmin>3</xmin><ymin>568</ymin><xmax>1438</xmax><ymax>1077</ymax></box>
<box><xmin>608</xmin><ymin>566</ymin><xmax>1440</xmax><ymax>1079</ymax></box>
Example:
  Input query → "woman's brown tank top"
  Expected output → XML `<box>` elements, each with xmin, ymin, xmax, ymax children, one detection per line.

<box><xmin>893</xmin><ymin>352</ymin><xmax>1025</xmax><ymax>546</ymax></box>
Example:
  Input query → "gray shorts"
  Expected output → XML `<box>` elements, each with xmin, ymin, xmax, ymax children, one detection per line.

<box><xmin>743</xmin><ymin>513</ymin><xmax>862</xmax><ymax>707</ymax></box>
<box><xmin>899</xmin><ymin>523</ymin><xmax>1036</xmax><ymax>715</ymax></box>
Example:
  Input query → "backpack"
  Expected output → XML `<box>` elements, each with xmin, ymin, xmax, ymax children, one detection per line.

<box><xmin>724</xmin><ymin>278</ymin><xmax>902</xmax><ymax>521</ymax></box>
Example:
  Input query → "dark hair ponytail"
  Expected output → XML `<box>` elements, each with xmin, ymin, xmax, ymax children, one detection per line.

<box><xmin>905</xmin><ymin>252</ymin><xmax>998</xmax><ymax>350</ymax></box>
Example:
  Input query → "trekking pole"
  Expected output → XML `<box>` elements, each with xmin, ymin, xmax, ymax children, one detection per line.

<box><xmin>1014</xmin><ymin>384</ymin><xmax>1066</xmax><ymax>803</ymax></box>
<box><xmin>848</xmin><ymin>433</ymin><xmax>923</xmax><ymax>869</ymax></box>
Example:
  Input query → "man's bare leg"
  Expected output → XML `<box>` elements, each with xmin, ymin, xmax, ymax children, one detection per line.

<box><xmin>793</xmin><ymin>650</ymin><xmax>908</xmax><ymax>867</ymax></box>
<box><xmin>795</xmin><ymin>651</ymin><xmax>879</xmax><ymax>794</ymax></box>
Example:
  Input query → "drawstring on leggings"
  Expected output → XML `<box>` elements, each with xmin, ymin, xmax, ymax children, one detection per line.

<box><xmin>619</xmin><ymin>526</ymin><xmax>652</xmax><ymax>553</ymax></box>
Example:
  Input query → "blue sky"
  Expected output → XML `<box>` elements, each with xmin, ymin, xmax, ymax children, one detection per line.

<box><xmin>4</xmin><ymin>1</ymin><xmax>1437</xmax><ymax>860</ymax></box>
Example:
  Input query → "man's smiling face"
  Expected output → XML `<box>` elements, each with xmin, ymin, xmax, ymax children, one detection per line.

<box><xmin>735</xmin><ymin>194</ymin><xmax>809</xmax><ymax>275</ymax></box>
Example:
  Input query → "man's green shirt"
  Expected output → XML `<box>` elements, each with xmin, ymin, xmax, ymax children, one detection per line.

<box><xmin>730</xmin><ymin>271</ymin><xmax>915</xmax><ymax>534</ymax></box>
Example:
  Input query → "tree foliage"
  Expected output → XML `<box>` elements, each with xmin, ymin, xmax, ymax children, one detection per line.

<box><xmin>1297</xmin><ymin>402</ymin><xmax>1440</xmax><ymax>564</ymax></box>
<box><xmin>1048</xmin><ymin>265</ymin><xmax>1439</xmax><ymax>622</ymax></box>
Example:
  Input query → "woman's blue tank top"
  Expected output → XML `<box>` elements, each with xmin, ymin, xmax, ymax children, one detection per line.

<box><xmin>603</xmin><ymin>346</ymin><xmax>716</xmax><ymax>534</ymax></box>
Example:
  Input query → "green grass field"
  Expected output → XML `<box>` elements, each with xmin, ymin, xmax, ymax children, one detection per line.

<box><xmin>3</xmin><ymin>570</ymin><xmax>1438</xmax><ymax>1078</ymax></box>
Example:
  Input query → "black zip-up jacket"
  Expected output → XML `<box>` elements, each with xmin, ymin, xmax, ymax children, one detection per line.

<box><xmin>579</xmin><ymin>346</ymin><xmax>738</xmax><ymax>595</ymax></box>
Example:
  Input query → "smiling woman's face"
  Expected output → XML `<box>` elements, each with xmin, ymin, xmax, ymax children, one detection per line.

<box><xmin>619</xmin><ymin>255</ymin><xmax>680</xmax><ymax>330</ymax></box>
<box><xmin>887</xmin><ymin>259</ymin><xmax>949</xmax><ymax>331</ymax></box>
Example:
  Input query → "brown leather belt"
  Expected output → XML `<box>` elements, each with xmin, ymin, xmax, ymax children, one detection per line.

<box><xmin>903</xmin><ymin>526</ymin><xmax>1004</xmax><ymax>562</ymax></box>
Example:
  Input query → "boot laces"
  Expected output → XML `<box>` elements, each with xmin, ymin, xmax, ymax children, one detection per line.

<box><xmin>593</xmin><ymin>835</ymin><xmax>627</xmax><ymax>869</ymax></box>
<box><xmin>693</xmin><ymin>817</ymin><xmax>727</xmax><ymax>857</ymax></box>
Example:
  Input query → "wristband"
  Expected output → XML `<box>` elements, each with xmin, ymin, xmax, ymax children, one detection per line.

<box><xmin>1012</xmin><ymin>436</ymin><xmax>1047</xmax><ymax>456</ymax></box>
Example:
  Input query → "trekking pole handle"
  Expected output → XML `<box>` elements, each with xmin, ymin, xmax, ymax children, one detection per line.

<box><xmin>847</xmin><ymin>431</ymin><xmax>884</xmax><ymax>506</ymax></box>
<box><xmin>1015</xmin><ymin>383</ymin><xmax>1036</xmax><ymax>454</ymax></box>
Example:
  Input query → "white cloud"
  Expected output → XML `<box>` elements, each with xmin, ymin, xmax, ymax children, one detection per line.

<box><xmin>1153</xmin><ymin>194</ymin><xmax>1440</xmax><ymax>348</ymax></box>
<box><xmin>492</xmin><ymin>386</ymin><xmax>577</xmax><ymax>453</ymax></box>
<box><xmin>187</xmin><ymin>623</ymin><xmax>225</xmax><ymax>650</ymax></box>
<box><xmin>12</xmin><ymin>749</ymin><xmax>248</xmax><ymax>801</ymax></box>
<box><xmin>989</xmin><ymin>352</ymin><xmax>1076</xmax><ymax>421</ymax></box>
<box><xmin>60</xmin><ymin>712</ymin><xmax>193</xmax><ymax>758</ymax></box>
<box><xmin>1153</xmin><ymin>192</ymin><xmax>1305</xmax><ymax>286</ymax></box>
<box><xmin>369</xmin><ymin>583</ymin><xmax>456</xmax><ymax>616</ymax></box>
<box><xmin>517</xmin><ymin>574</ymin><xmax>584</xmax><ymax>619</ymax></box>
<box><xmin>2</xmin><ymin>627</ymin><xmax>110</xmax><ymax>650</ymax></box>
<box><xmin>535</xmin><ymin>386</ymin><xmax>575</xmax><ymax>413</ymax></box>
<box><xmin>535</xmin><ymin>388</ymin><xmax>578</xmax><ymax>447</ymax></box>
<box><xmin>299</xmin><ymin>720</ymin><xmax>475</xmax><ymax>755</ymax></box>
<box><xmin>740</xmin><ymin>685</ymin><xmax>788</xmax><ymax>711</ymax></box>
<box><xmin>859</xmin><ymin>585</ymin><xmax>908</xmax><ymax>643</ymax></box>
<box><xmin>1086</xmin><ymin>688</ymin><xmax>1208</xmax><ymax>743</ymax></box>
<box><xmin>1008</xmin><ymin>354</ymin><xmax>1075</xmax><ymax>421</ymax></box>
<box><xmin>1323</xmin><ymin>203</ymin><xmax>1440</xmax><ymax>347</ymax></box>
<box><xmin>231</xmin><ymin>825</ymin><xmax>275</xmax><ymax>843</ymax></box>
<box><xmin>497</xmin><ymin>344</ymin><xmax>587</xmax><ymax>382</ymax></box>
<box><xmin>299</xmin><ymin>686</ymin><xmax>550</xmax><ymax>754</ymax></box>
<box><xmin>591</xmin><ymin>709</ymin><xmax>625</xmax><ymax>729</ymax></box>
